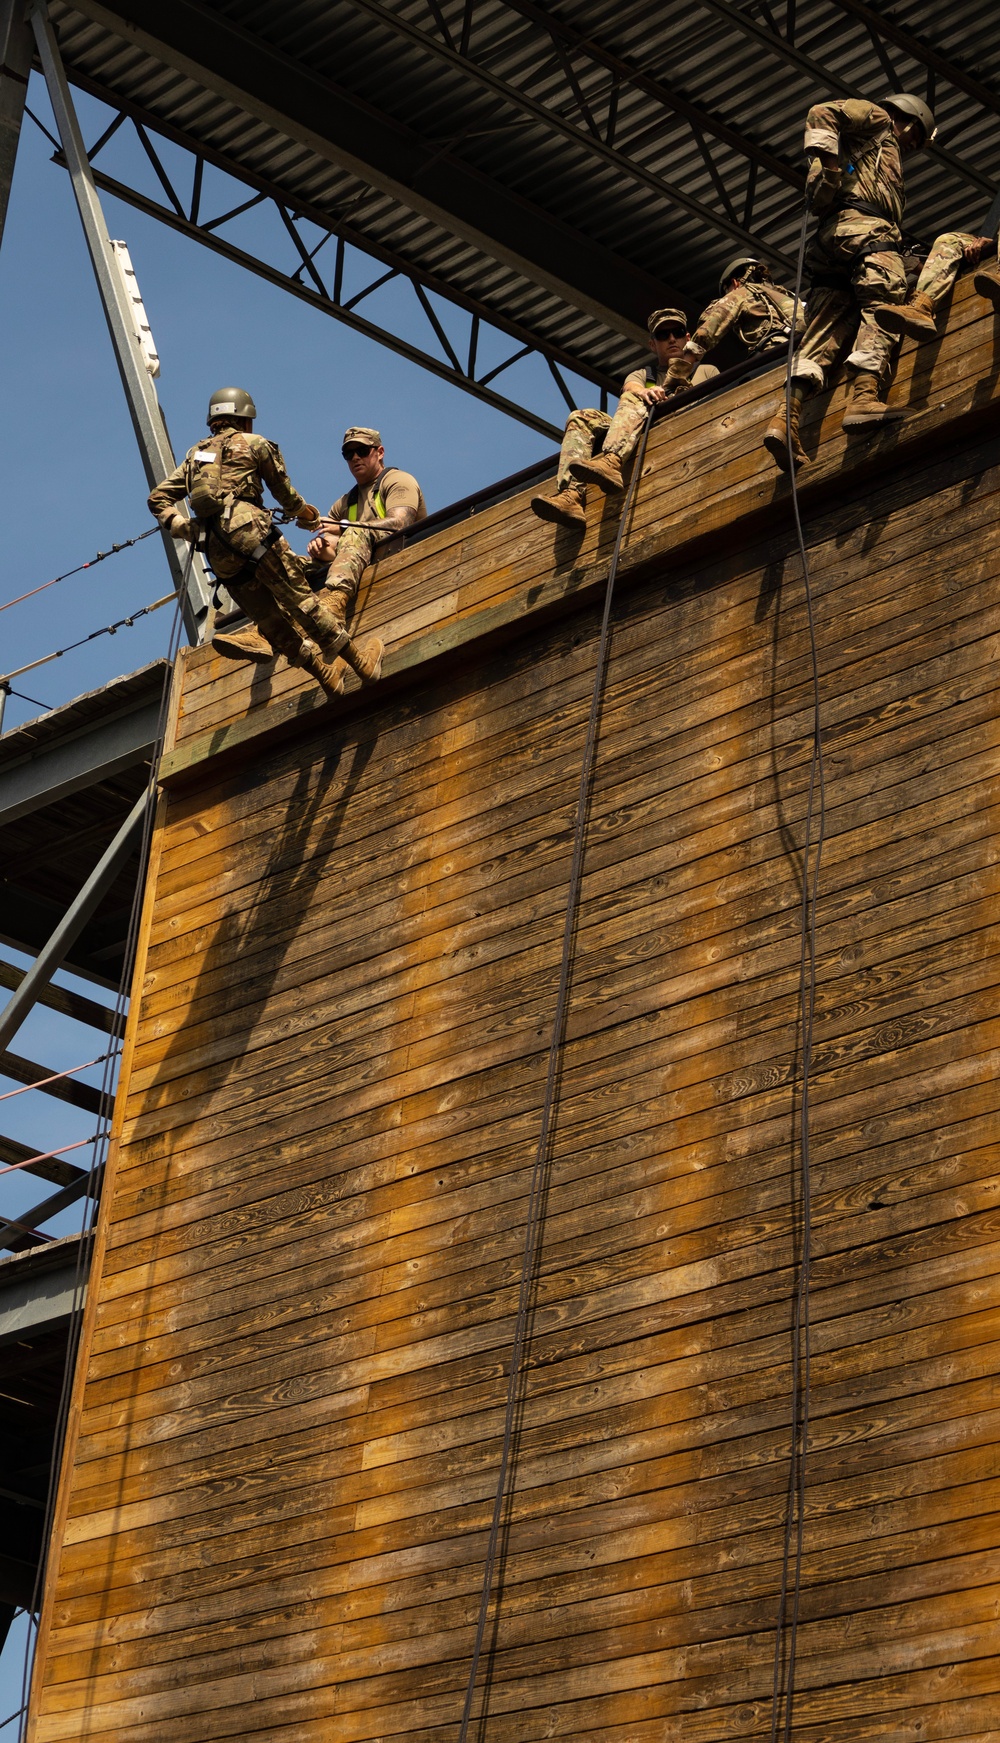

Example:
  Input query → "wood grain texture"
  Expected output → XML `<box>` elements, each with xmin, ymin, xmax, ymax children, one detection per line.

<box><xmin>26</xmin><ymin>277</ymin><xmax>1000</xmax><ymax>1742</ymax></box>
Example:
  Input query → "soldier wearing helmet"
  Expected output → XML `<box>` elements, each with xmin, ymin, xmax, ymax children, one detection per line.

<box><xmin>659</xmin><ymin>256</ymin><xmax>805</xmax><ymax>395</ymax></box>
<box><xmin>763</xmin><ymin>93</ymin><xmax>937</xmax><ymax>471</ymax></box>
<box><xmin>149</xmin><ymin>389</ymin><xmax>382</xmax><ymax>696</ymax></box>
<box><xmin>528</xmin><ymin>308</ymin><xmax>719</xmax><ymax>526</ymax></box>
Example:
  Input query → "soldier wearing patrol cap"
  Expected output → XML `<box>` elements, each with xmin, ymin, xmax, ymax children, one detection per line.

<box><xmin>149</xmin><ymin>387</ymin><xmax>364</xmax><ymax>698</ymax></box>
<box><xmin>662</xmin><ymin>258</ymin><xmax>805</xmax><ymax>392</ymax></box>
<box><xmin>529</xmin><ymin>309</ymin><xmax>719</xmax><ymax>528</ymax></box>
<box><xmin>307</xmin><ymin>428</ymin><xmax>426</xmax><ymax>648</ymax></box>
<box><xmin>763</xmin><ymin>92</ymin><xmax>937</xmax><ymax>471</ymax></box>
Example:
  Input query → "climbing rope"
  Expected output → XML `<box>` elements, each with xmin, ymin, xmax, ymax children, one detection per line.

<box><xmin>457</xmin><ymin>407</ymin><xmax>656</xmax><ymax>1742</ymax></box>
<box><xmin>768</xmin><ymin>200</ymin><xmax>827</xmax><ymax>1743</ymax></box>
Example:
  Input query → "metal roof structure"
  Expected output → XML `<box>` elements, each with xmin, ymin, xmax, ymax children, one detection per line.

<box><xmin>0</xmin><ymin>660</ymin><xmax>167</xmax><ymax>986</ymax></box>
<box><xmin>42</xmin><ymin>0</ymin><xmax>1000</xmax><ymax>434</ymax></box>
<box><xmin>0</xmin><ymin>1236</ymin><xmax>85</xmax><ymax>1631</ymax></box>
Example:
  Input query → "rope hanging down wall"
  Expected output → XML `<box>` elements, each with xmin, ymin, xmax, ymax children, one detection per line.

<box><xmin>768</xmin><ymin>200</ymin><xmax>827</xmax><ymax>1743</ymax></box>
<box><xmin>457</xmin><ymin>406</ymin><xmax>656</xmax><ymax>1743</ymax></box>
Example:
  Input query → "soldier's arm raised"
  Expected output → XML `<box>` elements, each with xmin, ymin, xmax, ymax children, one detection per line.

<box><xmin>256</xmin><ymin>437</ymin><xmax>320</xmax><ymax>527</ymax></box>
<box><xmin>685</xmin><ymin>291</ymin><xmax>739</xmax><ymax>364</ymax></box>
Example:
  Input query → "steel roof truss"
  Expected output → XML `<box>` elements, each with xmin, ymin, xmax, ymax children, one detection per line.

<box><xmin>52</xmin><ymin>106</ymin><xmax>609</xmax><ymax>437</ymax></box>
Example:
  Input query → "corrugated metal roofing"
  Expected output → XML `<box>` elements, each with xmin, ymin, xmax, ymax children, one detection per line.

<box><xmin>49</xmin><ymin>0</ymin><xmax>1000</xmax><ymax>387</ymax></box>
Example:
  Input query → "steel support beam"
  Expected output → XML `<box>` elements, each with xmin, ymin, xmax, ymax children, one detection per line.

<box><xmin>343</xmin><ymin>0</ymin><xmax>797</xmax><ymax>271</ymax></box>
<box><xmin>695</xmin><ymin>0</ymin><xmax>994</xmax><ymax>197</ymax></box>
<box><xmin>67</xmin><ymin>0</ymin><xmax>678</xmax><ymax>338</ymax></box>
<box><xmin>0</xmin><ymin>1131</ymin><xmax>86</xmax><ymax>1189</ymax></box>
<box><xmin>0</xmin><ymin>1241</ymin><xmax>85</xmax><ymax>1344</ymax></box>
<box><xmin>828</xmin><ymin>0</ymin><xmax>1000</xmax><ymax>118</ymax></box>
<box><xmin>28</xmin><ymin>0</ymin><xmax>213</xmax><ymax>639</ymax></box>
<box><xmin>0</xmin><ymin>1051</ymin><xmax>112</xmax><ymax>1117</ymax></box>
<box><xmin>71</xmin><ymin>153</ymin><xmax>571</xmax><ymax>441</ymax></box>
<box><xmin>0</xmin><ymin>785</ymin><xmax>148</xmax><ymax>1051</ymax></box>
<box><xmin>0</xmin><ymin>964</ymin><xmax>115</xmax><ymax>1036</ymax></box>
<box><xmin>0</xmin><ymin>696</ymin><xmax>160</xmax><ymax>827</ymax></box>
<box><xmin>0</xmin><ymin>0</ymin><xmax>32</xmax><ymax>247</ymax></box>
<box><xmin>0</xmin><ymin>1169</ymin><xmax>97</xmax><ymax>1252</ymax></box>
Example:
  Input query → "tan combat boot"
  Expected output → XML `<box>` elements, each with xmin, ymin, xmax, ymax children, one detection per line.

<box><xmin>339</xmin><ymin>635</ymin><xmax>384</xmax><ymax>685</ymax></box>
<box><xmin>298</xmin><ymin>638</ymin><xmax>346</xmax><ymax>699</ymax></box>
<box><xmin>303</xmin><ymin>590</ymin><xmax>350</xmax><ymax>653</ymax></box>
<box><xmin>841</xmin><ymin>368</ymin><xmax>906</xmax><ymax>429</ymax></box>
<box><xmin>973</xmin><ymin>260</ymin><xmax>1000</xmax><ymax>310</ymax></box>
<box><xmin>211</xmin><ymin>626</ymin><xmax>275</xmax><ymax>664</ymax></box>
<box><xmin>568</xmin><ymin>451</ymin><xmax>624</xmax><ymax>493</ymax></box>
<box><xmin>529</xmin><ymin>484</ymin><xmax>587</xmax><ymax>528</ymax></box>
<box><xmin>871</xmin><ymin>292</ymin><xmax>938</xmax><ymax>340</ymax></box>
<box><xmin>763</xmin><ymin>381</ymin><xmax>810</xmax><ymax>471</ymax></box>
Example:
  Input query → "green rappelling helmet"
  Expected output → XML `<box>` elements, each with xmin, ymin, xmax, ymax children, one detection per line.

<box><xmin>207</xmin><ymin>386</ymin><xmax>257</xmax><ymax>424</ymax></box>
<box><xmin>883</xmin><ymin>93</ymin><xmax>937</xmax><ymax>145</ymax></box>
<box><xmin>718</xmin><ymin>254</ymin><xmax>767</xmax><ymax>294</ymax></box>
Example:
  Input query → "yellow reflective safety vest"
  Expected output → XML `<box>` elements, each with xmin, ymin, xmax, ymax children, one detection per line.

<box><xmin>347</xmin><ymin>467</ymin><xmax>398</xmax><ymax>522</ymax></box>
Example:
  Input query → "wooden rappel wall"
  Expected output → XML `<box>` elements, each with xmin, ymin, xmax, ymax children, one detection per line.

<box><xmin>27</xmin><ymin>275</ymin><xmax>1000</xmax><ymax>1742</ymax></box>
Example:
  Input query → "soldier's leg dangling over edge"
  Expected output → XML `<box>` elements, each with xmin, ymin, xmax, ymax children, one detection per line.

<box><xmin>308</xmin><ymin>523</ymin><xmax>384</xmax><ymax>687</ymax></box>
<box><xmin>530</xmin><ymin>409</ymin><xmax>610</xmax><ymax>528</ymax></box>
<box><xmin>569</xmin><ymin>392</ymin><xmax>648</xmax><ymax>494</ymax></box>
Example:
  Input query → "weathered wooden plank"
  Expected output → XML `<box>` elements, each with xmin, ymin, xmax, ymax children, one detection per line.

<box><xmin>26</xmin><ymin>280</ymin><xmax>1000</xmax><ymax>1743</ymax></box>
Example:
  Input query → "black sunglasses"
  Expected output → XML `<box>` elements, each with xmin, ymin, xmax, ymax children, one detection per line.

<box><xmin>342</xmin><ymin>444</ymin><xmax>374</xmax><ymax>459</ymax></box>
<box><xmin>652</xmin><ymin>325</ymin><xmax>686</xmax><ymax>339</ymax></box>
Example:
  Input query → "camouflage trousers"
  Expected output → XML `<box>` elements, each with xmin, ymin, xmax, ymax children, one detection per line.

<box><xmin>205</xmin><ymin>503</ymin><xmax>337</xmax><ymax>663</ymax></box>
<box><xmin>555</xmin><ymin>391</ymin><xmax>648</xmax><ymax>492</ymax></box>
<box><xmin>914</xmin><ymin>232</ymin><xmax>992</xmax><ymax>313</ymax></box>
<box><xmin>322</xmin><ymin>524</ymin><xmax>379</xmax><ymax>607</ymax></box>
<box><xmin>793</xmin><ymin>212</ymin><xmax>906</xmax><ymax>390</ymax></box>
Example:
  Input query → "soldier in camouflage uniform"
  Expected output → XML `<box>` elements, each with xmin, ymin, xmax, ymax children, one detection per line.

<box><xmin>872</xmin><ymin>231</ymin><xmax>998</xmax><ymax>340</ymax></box>
<box><xmin>529</xmin><ymin>309</ymin><xmax>719</xmax><ymax>528</ymax></box>
<box><xmin>149</xmin><ymin>388</ymin><xmax>382</xmax><ymax>695</ymax></box>
<box><xmin>663</xmin><ymin>256</ymin><xmax>805</xmax><ymax>387</ymax></box>
<box><xmin>306</xmin><ymin>427</ymin><xmax>426</xmax><ymax>633</ymax></box>
<box><xmin>764</xmin><ymin>93</ymin><xmax>937</xmax><ymax>471</ymax></box>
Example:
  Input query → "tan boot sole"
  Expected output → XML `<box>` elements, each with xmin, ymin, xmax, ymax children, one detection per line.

<box><xmin>360</xmin><ymin>637</ymin><xmax>384</xmax><ymax>683</ymax></box>
<box><xmin>211</xmin><ymin>634</ymin><xmax>274</xmax><ymax>664</ymax></box>
<box><xmin>530</xmin><ymin>494</ymin><xmax>586</xmax><ymax>528</ymax></box>
<box><xmin>842</xmin><ymin>405</ymin><xmax>906</xmax><ymax>428</ymax></box>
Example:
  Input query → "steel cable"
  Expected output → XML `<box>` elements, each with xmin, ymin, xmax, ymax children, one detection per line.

<box><xmin>0</xmin><ymin>526</ymin><xmax>160</xmax><ymax>615</ymax></box>
<box><xmin>457</xmin><ymin>411</ymin><xmax>655</xmax><ymax>1742</ymax></box>
<box><xmin>0</xmin><ymin>1054</ymin><xmax>113</xmax><ymax>1102</ymax></box>
<box><xmin>1</xmin><ymin>591</ymin><xmax>175</xmax><ymax>685</ymax></box>
<box><xmin>768</xmin><ymin>200</ymin><xmax>827</xmax><ymax>1743</ymax></box>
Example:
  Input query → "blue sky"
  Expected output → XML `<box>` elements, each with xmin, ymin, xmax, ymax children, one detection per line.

<box><xmin>0</xmin><ymin>68</ymin><xmax>599</xmax><ymax>1721</ymax></box>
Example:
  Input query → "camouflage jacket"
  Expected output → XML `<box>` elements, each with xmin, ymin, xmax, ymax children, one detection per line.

<box><xmin>622</xmin><ymin>359</ymin><xmax>718</xmax><ymax>395</ymax></box>
<box><xmin>148</xmin><ymin>427</ymin><xmax>307</xmax><ymax>525</ymax></box>
<box><xmin>803</xmin><ymin>98</ymin><xmax>905</xmax><ymax>228</ymax></box>
<box><xmin>684</xmin><ymin>280</ymin><xmax>804</xmax><ymax>362</ymax></box>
